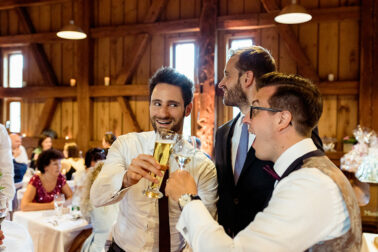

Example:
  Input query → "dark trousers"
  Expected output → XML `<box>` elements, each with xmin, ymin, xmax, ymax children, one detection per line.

<box><xmin>108</xmin><ymin>241</ymin><xmax>125</xmax><ymax>252</ymax></box>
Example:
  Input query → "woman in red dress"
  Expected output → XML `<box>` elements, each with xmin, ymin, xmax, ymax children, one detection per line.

<box><xmin>21</xmin><ymin>149</ymin><xmax>73</xmax><ymax>211</ymax></box>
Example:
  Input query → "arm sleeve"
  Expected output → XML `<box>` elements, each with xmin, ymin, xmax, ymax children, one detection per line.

<box><xmin>0</xmin><ymin>125</ymin><xmax>15</xmax><ymax>200</ymax></box>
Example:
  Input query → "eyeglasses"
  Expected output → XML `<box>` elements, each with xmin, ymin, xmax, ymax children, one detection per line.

<box><xmin>249</xmin><ymin>106</ymin><xmax>283</xmax><ymax>119</ymax></box>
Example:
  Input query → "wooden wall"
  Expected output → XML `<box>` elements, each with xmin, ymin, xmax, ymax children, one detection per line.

<box><xmin>0</xmin><ymin>0</ymin><xmax>362</xmax><ymax>152</ymax></box>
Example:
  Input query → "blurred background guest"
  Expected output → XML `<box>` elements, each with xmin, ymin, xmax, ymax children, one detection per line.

<box><xmin>30</xmin><ymin>134</ymin><xmax>53</xmax><ymax>170</ymax></box>
<box><xmin>80</xmin><ymin>160</ymin><xmax>118</xmax><ymax>252</ymax></box>
<box><xmin>21</xmin><ymin>149</ymin><xmax>72</xmax><ymax>211</ymax></box>
<box><xmin>9</xmin><ymin>133</ymin><xmax>28</xmax><ymax>183</ymax></box>
<box><xmin>61</xmin><ymin>142</ymin><xmax>85</xmax><ymax>180</ymax></box>
<box><xmin>102</xmin><ymin>132</ymin><xmax>116</xmax><ymax>156</ymax></box>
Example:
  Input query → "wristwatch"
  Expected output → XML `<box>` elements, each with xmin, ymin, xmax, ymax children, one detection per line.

<box><xmin>178</xmin><ymin>194</ymin><xmax>201</xmax><ymax>210</ymax></box>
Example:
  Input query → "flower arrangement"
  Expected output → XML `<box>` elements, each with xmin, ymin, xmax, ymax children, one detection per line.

<box><xmin>343</xmin><ymin>136</ymin><xmax>357</xmax><ymax>144</ymax></box>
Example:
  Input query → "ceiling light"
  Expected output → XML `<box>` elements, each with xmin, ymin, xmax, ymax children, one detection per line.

<box><xmin>274</xmin><ymin>0</ymin><xmax>312</xmax><ymax>24</ymax></box>
<box><xmin>57</xmin><ymin>20</ymin><xmax>87</xmax><ymax>40</ymax></box>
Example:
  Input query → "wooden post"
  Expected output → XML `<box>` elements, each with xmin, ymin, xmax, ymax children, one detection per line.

<box><xmin>359</xmin><ymin>0</ymin><xmax>378</xmax><ymax>130</ymax></box>
<box><xmin>196</xmin><ymin>0</ymin><xmax>217</xmax><ymax>156</ymax></box>
<box><xmin>75</xmin><ymin>0</ymin><xmax>92</xmax><ymax>151</ymax></box>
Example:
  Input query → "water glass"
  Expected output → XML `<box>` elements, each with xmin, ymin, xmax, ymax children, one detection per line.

<box><xmin>54</xmin><ymin>194</ymin><xmax>65</xmax><ymax>216</ymax></box>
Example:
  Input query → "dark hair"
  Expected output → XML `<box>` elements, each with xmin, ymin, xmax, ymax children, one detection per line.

<box><xmin>37</xmin><ymin>149</ymin><xmax>64</xmax><ymax>173</ymax></box>
<box><xmin>229</xmin><ymin>46</ymin><xmax>276</xmax><ymax>79</ymax></box>
<box><xmin>64</xmin><ymin>142</ymin><xmax>79</xmax><ymax>158</ymax></box>
<box><xmin>149</xmin><ymin>67</ymin><xmax>194</xmax><ymax>107</ymax></box>
<box><xmin>104</xmin><ymin>132</ymin><xmax>116</xmax><ymax>145</ymax></box>
<box><xmin>38</xmin><ymin>134</ymin><xmax>52</xmax><ymax>148</ymax></box>
<box><xmin>256</xmin><ymin>72</ymin><xmax>323</xmax><ymax>136</ymax></box>
<box><xmin>85</xmin><ymin>148</ymin><xmax>106</xmax><ymax>168</ymax></box>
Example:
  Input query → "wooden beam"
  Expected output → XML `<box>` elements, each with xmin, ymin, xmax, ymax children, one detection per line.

<box><xmin>0</xmin><ymin>87</ymin><xmax>76</xmax><ymax>98</ymax></box>
<box><xmin>91</xmin><ymin>18</ymin><xmax>199</xmax><ymax>38</ymax></box>
<box><xmin>116</xmin><ymin>97</ymin><xmax>141</xmax><ymax>132</ymax></box>
<box><xmin>89</xmin><ymin>85</ymin><xmax>149</xmax><ymax>97</ymax></box>
<box><xmin>75</xmin><ymin>0</ymin><xmax>92</xmax><ymax>151</ymax></box>
<box><xmin>359</xmin><ymin>0</ymin><xmax>378</xmax><ymax>130</ymax></box>
<box><xmin>196</xmin><ymin>0</ymin><xmax>217</xmax><ymax>156</ymax></box>
<box><xmin>0</xmin><ymin>6</ymin><xmax>359</xmax><ymax>47</ymax></box>
<box><xmin>115</xmin><ymin>0</ymin><xmax>168</xmax><ymax>85</ymax></box>
<box><xmin>317</xmin><ymin>81</ymin><xmax>359</xmax><ymax>95</ymax></box>
<box><xmin>261</xmin><ymin>0</ymin><xmax>320</xmax><ymax>82</ymax></box>
<box><xmin>33</xmin><ymin>98</ymin><xmax>58</xmax><ymax>136</ymax></box>
<box><xmin>16</xmin><ymin>7</ymin><xmax>58</xmax><ymax>86</ymax></box>
<box><xmin>0</xmin><ymin>0</ymin><xmax>68</xmax><ymax>10</ymax></box>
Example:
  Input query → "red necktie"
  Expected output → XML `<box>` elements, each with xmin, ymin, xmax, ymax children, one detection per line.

<box><xmin>159</xmin><ymin>171</ymin><xmax>170</xmax><ymax>252</ymax></box>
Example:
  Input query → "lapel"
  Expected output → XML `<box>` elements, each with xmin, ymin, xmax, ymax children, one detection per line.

<box><xmin>223</xmin><ymin>113</ymin><xmax>240</xmax><ymax>186</ymax></box>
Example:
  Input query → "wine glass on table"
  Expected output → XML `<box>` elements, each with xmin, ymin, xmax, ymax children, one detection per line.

<box><xmin>54</xmin><ymin>193</ymin><xmax>65</xmax><ymax>217</ymax></box>
<box><xmin>143</xmin><ymin>129</ymin><xmax>178</xmax><ymax>199</ymax></box>
<box><xmin>0</xmin><ymin>194</ymin><xmax>8</xmax><ymax>250</ymax></box>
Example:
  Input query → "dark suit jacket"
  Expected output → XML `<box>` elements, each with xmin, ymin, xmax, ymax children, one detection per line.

<box><xmin>214</xmin><ymin>113</ymin><xmax>323</xmax><ymax>237</ymax></box>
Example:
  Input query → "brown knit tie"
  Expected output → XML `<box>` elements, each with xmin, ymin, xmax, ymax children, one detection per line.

<box><xmin>159</xmin><ymin>171</ymin><xmax>170</xmax><ymax>252</ymax></box>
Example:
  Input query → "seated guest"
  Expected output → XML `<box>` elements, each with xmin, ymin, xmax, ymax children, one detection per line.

<box><xmin>102</xmin><ymin>132</ymin><xmax>116</xmax><ymax>156</ymax></box>
<box><xmin>30</xmin><ymin>134</ymin><xmax>53</xmax><ymax>169</ymax></box>
<box><xmin>80</xmin><ymin>161</ymin><xmax>118</xmax><ymax>252</ymax></box>
<box><xmin>21</xmin><ymin>149</ymin><xmax>73</xmax><ymax>211</ymax></box>
<box><xmin>166</xmin><ymin>73</ymin><xmax>362</xmax><ymax>251</ymax></box>
<box><xmin>61</xmin><ymin>142</ymin><xmax>85</xmax><ymax>180</ymax></box>
<box><xmin>10</xmin><ymin>133</ymin><xmax>28</xmax><ymax>183</ymax></box>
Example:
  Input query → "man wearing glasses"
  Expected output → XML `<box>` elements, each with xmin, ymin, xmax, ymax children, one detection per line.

<box><xmin>214</xmin><ymin>46</ymin><xmax>323</xmax><ymax>237</ymax></box>
<box><xmin>166</xmin><ymin>72</ymin><xmax>361</xmax><ymax>251</ymax></box>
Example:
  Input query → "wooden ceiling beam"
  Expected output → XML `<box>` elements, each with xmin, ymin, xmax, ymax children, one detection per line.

<box><xmin>89</xmin><ymin>85</ymin><xmax>149</xmax><ymax>97</ymax></box>
<box><xmin>115</xmin><ymin>0</ymin><xmax>168</xmax><ymax>85</ymax></box>
<box><xmin>0</xmin><ymin>6</ymin><xmax>359</xmax><ymax>47</ymax></box>
<box><xmin>16</xmin><ymin>7</ymin><xmax>58</xmax><ymax>86</ymax></box>
<box><xmin>317</xmin><ymin>81</ymin><xmax>359</xmax><ymax>95</ymax></box>
<box><xmin>0</xmin><ymin>0</ymin><xmax>68</xmax><ymax>10</ymax></box>
<box><xmin>33</xmin><ymin>98</ymin><xmax>58</xmax><ymax>136</ymax></box>
<box><xmin>261</xmin><ymin>0</ymin><xmax>320</xmax><ymax>82</ymax></box>
<box><xmin>0</xmin><ymin>86</ymin><xmax>76</xmax><ymax>98</ymax></box>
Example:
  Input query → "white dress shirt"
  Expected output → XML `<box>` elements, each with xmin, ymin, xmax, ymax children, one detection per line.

<box><xmin>14</xmin><ymin>145</ymin><xmax>29</xmax><ymax>164</ymax></box>
<box><xmin>231</xmin><ymin>113</ymin><xmax>255</xmax><ymax>173</ymax></box>
<box><xmin>90</xmin><ymin>131</ymin><xmax>218</xmax><ymax>252</ymax></box>
<box><xmin>176</xmin><ymin>138</ymin><xmax>350</xmax><ymax>252</ymax></box>
<box><xmin>0</xmin><ymin>124</ymin><xmax>15</xmax><ymax>200</ymax></box>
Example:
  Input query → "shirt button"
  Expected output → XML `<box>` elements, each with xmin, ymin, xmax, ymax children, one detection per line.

<box><xmin>233</xmin><ymin>198</ymin><xmax>239</xmax><ymax>205</ymax></box>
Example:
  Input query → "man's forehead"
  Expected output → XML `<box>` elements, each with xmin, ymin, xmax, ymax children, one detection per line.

<box><xmin>151</xmin><ymin>83</ymin><xmax>184</xmax><ymax>102</ymax></box>
<box><xmin>225</xmin><ymin>55</ymin><xmax>239</xmax><ymax>70</ymax></box>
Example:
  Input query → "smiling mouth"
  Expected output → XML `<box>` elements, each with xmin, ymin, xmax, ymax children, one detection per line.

<box><xmin>156</xmin><ymin>119</ymin><xmax>172</xmax><ymax>126</ymax></box>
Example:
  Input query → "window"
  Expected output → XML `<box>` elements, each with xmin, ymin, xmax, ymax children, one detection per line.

<box><xmin>228</xmin><ymin>38</ymin><xmax>253</xmax><ymax>118</ymax></box>
<box><xmin>3</xmin><ymin>52</ymin><xmax>23</xmax><ymax>88</ymax></box>
<box><xmin>3</xmin><ymin>51</ymin><xmax>23</xmax><ymax>133</ymax></box>
<box><xmin>172</xmin><ymin>42</ymin><xmax>196</xmax><ymax>137</ymax></box>
<box><xmin>9</xmin><ymin>101</ymin><xmax>21</xmax><ymax>133</ymax></box>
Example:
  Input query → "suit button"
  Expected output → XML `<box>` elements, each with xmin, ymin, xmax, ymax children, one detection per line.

<box><xmin>233</xmin><ymin>198</ymin><xmax>239</xmax><ymax>205</ymax></box>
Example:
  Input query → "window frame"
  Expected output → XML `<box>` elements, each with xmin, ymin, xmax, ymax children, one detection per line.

<box><xmin>2</xmin><ymin>48</ymin><xmax>24</xmax><ymax>88</ymax></box>
<box><xmin>5</xmin><ymin>98</ymin><xmax>22</xmax><ymax>133</ymax></box>
<box><xmin>167</xmin><ymin>35</ymin><xmax>199</xmax><ymax>137</ymax></box>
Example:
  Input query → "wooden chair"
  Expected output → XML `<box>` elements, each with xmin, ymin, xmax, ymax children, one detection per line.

<box><xmin>68</xmin><ymin>228</ymin><xmax>93</xmax><ymax>252</ymax></box>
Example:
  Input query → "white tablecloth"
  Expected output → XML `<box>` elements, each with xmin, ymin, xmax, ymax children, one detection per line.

<box><xmin>13</xmin><ymin>210</ymin><xmax>91</xmax><ymax>252</ymax></box>
<box><xmin>361</xmin><ymin>233</ymin><xmax>378</xmax><ymax>252</ymax></box>
<box><xmin>2</xmin><ymin>220</ymin><xmax>34</xmax><ymax>251</ymax></box>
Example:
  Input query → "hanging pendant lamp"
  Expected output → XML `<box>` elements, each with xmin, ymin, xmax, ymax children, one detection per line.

<box><xmin>57</xmin><ymin>20</ymin><xmax>87</xmax><ymax>40</ymax></box>
<box><xmin>274</xmin><ymin>0</ymin><xmax>312</xmax><ymax>24</ymax></box>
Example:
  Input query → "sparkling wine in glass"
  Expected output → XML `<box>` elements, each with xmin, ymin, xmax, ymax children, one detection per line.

<box><xmin>143</xmin><ymin>129</ymin><xmax>178</xmax><ymax>199</ymax></box>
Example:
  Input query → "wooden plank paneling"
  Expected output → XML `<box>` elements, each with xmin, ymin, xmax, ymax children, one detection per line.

<box><xmin>228</xmin><ymin>0</ymin><xmax>243</xmax><ymax>15</ymax></box>
<box><xmin>336</xmin><ymin>95</ymin><xmax>358</xmax><ymax>150</ymax></box>
<box><xmin>339</xmin><ymin>20</ymin><xmax>359</xmax><ymax>80</ymax></box>
<box><xmin>0</xmin><ymin>0</ymin><xmax>68</xmax><ymax>10</ymax></box>
<box><xmin>318</xmin><ymin>96</ymin><xmax>338</xmax><ymax>138</ymax></box>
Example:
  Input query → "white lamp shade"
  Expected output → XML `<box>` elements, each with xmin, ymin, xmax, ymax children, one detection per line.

<box><xmin>57</xmin><ymin>20</ymin><xmax>87</xmax><ymax>40</ymax></box>
<box><xmin>274</xmin><ymin>4</ymin><xmax>312</xmax><ymax>24</ymax></box>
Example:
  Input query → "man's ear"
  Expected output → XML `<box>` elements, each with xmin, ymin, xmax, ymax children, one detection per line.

<box><xmin>277</xmin><ymin>110</ymin><xmax>292</xmax><ymax>131</ymax></box>
<box><xmin>185</xmin><ymin>102</ymin><xmax>193</xmax><ymax>117</ymax></box>
<box><xmin>244</xmin><ymin>71</ymin><xmax>254</xmax><ymax>88</ymax></box>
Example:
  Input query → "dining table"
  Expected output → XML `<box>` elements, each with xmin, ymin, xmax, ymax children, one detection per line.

<box><xmin>13</xmin><ymin>209</ymin><xmax>91</xmax><ymax>252</ymax></box>
<box><xmin>2</xmin><ymin>220</ymin><xmax>34</xmax><ymax>251</ymax></box>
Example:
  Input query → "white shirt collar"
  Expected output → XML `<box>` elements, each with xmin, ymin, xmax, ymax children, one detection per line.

<box><xmin>274</xmin><ymin>138</ymin><xmax>317</xmax><ymax>177</ymax></box>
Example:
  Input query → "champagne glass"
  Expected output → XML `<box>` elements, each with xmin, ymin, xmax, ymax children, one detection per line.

<box><xmin>0</xmin><ymin>195</ymin><xmax>8</xmax><ymax>250</ymax></box>
<box><xmin>54</xmin><ymin>193</ymin><xmax>65</xmax><ymax>216</ymax></box>
<box><xmin>172</xmin><ymin>137</ymin><xmax>197</xmax><ymax>171</ymax></box>
<box><xmin>143</xmin><ymin>129</ymin><xmax>178</xmax><ymax>199</ymax></box>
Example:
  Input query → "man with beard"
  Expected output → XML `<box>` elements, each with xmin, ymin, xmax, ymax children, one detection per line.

<box><xmin>90</xmin><ymin>67</ymin><xmax>217</xmax><ymax>252</ymax></box>
<box><xmin>215</xmin><ymin>46</ymin><xmax>323</xmax><ymax>237</ymax></box>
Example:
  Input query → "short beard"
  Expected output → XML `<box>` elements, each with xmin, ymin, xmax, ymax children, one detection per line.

<box><xmin>150</xmin><ymin>113</ymin><xmax>185</xmax><ymax>133</ymax></box>
<box><xmin>223</xmin><ymin>78</ymin><xmax>249</xmax><ymax>107</ymax></box>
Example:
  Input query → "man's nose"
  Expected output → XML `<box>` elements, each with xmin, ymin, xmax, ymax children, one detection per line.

<box><xmin>157</xmin><ymin>105</ymin><xmax>169</xmax><ymax>117</ymax></box>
